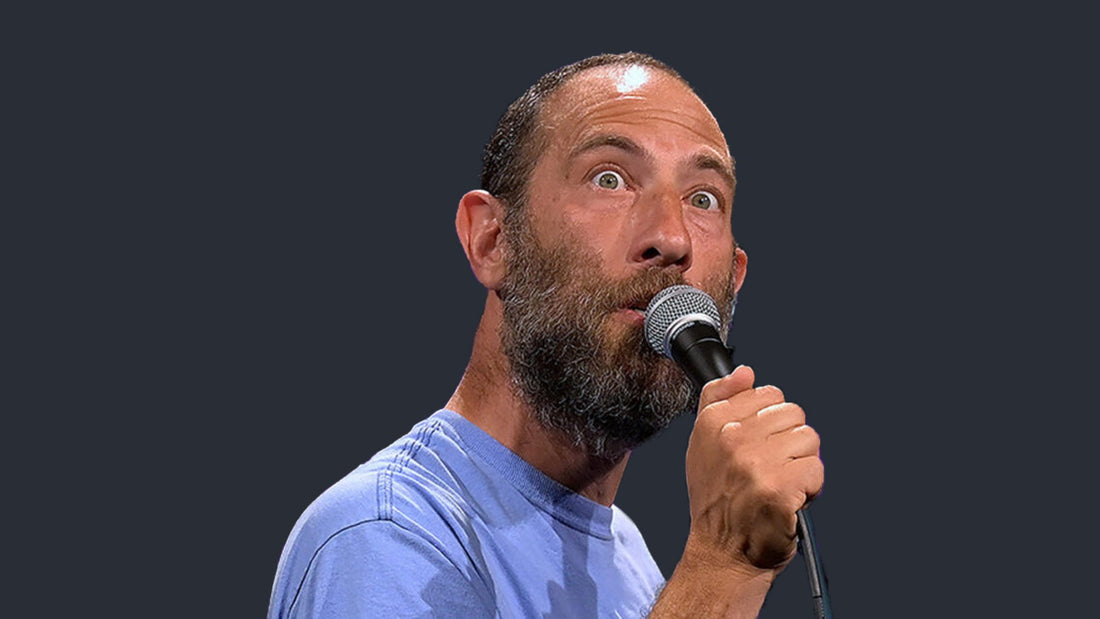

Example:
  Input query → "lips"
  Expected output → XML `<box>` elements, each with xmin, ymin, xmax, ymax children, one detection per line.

<box><xmin>610</xmin><ymin>279</ymin><xmax>688</xmax><ymax>324</ymax></box>
<box><xmin>613</xmin><ymin>308</ymin><xmax>646</xmax><ymax>327</ymax></box>
<box><xmin>616</xmin><ymin>294</ymin><xmax>659</xmax><ymax>323</ymax></box>
<box><xmin>622</xmin><ymin>293</ymin><xmax>659</xmax><ymax>315</ymax></box>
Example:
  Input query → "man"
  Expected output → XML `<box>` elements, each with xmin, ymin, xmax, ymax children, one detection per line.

<box><xmin>269</xmin><ymin>52</ymin><xmax>823</xmax><ymax>618</ymax></box>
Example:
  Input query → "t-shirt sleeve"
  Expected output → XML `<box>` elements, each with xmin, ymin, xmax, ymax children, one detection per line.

<box><xmin>278</xmin><ymin>519</ymin><xmax>495</xmax><ymax>619</ymax></box>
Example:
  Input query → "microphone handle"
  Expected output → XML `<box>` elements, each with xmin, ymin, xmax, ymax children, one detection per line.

<box><xmin>669</xmin><ymin>324</ymin><xmax>832</xmax><ymax>618</ymax></box>
<box><xmin>668</xmin><ymin>323</ymin><xmax>735</xmax><ymax>389</ymax></box>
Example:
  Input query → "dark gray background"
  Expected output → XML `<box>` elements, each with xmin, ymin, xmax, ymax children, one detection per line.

<box><xmin>15</xmin><ymin>3</ymin><xmax>1090</xmax><ymax>618</ymax></box>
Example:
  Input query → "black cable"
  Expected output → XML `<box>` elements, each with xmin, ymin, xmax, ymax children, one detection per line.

<box><xmin>796</xmin><ymin>507</ymin><xmax>832</xmax><ymax>618</ymax></box>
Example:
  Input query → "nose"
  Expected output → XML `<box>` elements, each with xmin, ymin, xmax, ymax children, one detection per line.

<box><xmin>631</xmin><ymin>190</ymin><xmax>692</xmax><ymax>270</ymax></box>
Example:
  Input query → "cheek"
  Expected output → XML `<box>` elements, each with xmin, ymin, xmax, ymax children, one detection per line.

<box><xmin>552</xmin><ymin>203</ymin><xmax>635</xmax><ymax>265</ymax></box>
<box><xmin>689</xmin><ymin>229</ymin><xmax>737</xmax><ymax>280</ymax></box>
<box><xmin>568</xmin><ymin>226</ymin><xmax>622</xmax><ymax>273</ymax></box>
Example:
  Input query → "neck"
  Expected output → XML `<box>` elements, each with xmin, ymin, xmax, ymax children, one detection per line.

<box><xmin>446</xmin><ymin>294</ymin><xmax>630</xmax><ymax>507</ymax></box>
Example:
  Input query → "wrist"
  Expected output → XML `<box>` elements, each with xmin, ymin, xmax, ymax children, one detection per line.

<box><xmin>650</xmin><ymin>537</ymin><xmax>777</xmax><ymax>618</ymax></box>
<box><xmin>679</xmin><ymin>532</ymin><xmax>778</xmax><ymax>584</ymax></box>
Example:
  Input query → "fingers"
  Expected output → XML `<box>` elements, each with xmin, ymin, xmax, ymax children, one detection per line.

<box><xmin>715</xmin><ymin>398</ymin><xmax>822</xmax><ymax>507</ymax></box>
<box><xmin>786</xmin><ymin>453</ymin><xmax>825</xmax><ymax>505</ymax></box>
<box><xmin>684</xmin><ymin>367</ymin><xmax>825</xmax><ymax>572</ymax></box>
<box><xmin>755</xmin><ymin>402</ymin><xmax>806</xmax><ymax>436</ymax></box>
<box><xmin>699</xmin><ymin>370</ymin><xmax>786</xmax><ymax>425</ymax></box>
<box><xmin>717</xmin><ymin>414</ymin><xmax>819</xmax><ymax>467</ymax></box>
<box><xmin>770</xmin><ymin>423</ymin><xmax>820</xmax><ymax>459</ymax></box>
<box><xmin>699</xmin><ymin>365</ymin><xmax>755</xmax><ymax>405</ymax></box>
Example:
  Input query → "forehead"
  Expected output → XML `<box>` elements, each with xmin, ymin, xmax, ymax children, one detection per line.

<box><xmin>539</xmin><ymin>65</ymin><xmax>731</xmax><ymax>163</ymax></box>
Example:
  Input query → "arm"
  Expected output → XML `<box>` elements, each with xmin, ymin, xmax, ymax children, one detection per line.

<box><xmin>648</xmin><ymin>538</ymin><xmax>776</xmax><ymax>617</ymax></box>
<box><xmin>649</xmin><ymin>365</ymin><xmax>824</xmax><ymax>618</ymax></box>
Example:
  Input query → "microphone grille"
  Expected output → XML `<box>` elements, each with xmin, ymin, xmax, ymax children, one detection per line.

<box><xmin>644</xmin><ymin>285</ymin><xmax>723</xmax><ymax>356</ymax></box>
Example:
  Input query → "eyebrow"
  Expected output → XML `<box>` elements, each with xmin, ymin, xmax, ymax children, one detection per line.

<box><xmin>568</xmin><ymin>134</ymin><xmax>648</xmax><ymax>161</ymax></box>
<box><xmin>693</xmin><ymin>153</ymin><xmax>738</xmax><ymax>192</ymax></box>
<box><xmin>568</xmin><ymin>133</ymin><xmax>737</xmax><ymax>190</ymax></box>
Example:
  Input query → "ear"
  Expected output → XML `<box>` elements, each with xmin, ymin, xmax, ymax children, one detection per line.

<box><xmin>456</xmin><ymin>190</ymin><xmax>508</xmax><ymax>290</ymax></box>
<box><xmin>732</xmin><ymin>245</ymin><xmax>748</xmax><ymax>294</ymax></box>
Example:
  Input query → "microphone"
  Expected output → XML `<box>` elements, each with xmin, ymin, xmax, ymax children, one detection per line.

<box><xmin>643</xmin><ymin>285</ymin><xmax>733</xmax><ymax>388</ymax></box>
<box><xmin>644</xmin><ymin>285</ymin><xmax>833</xmax><ymax>619</ymax></box>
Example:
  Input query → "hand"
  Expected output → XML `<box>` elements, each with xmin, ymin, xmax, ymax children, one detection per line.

<box><xmin>682</xmin><ymin>365</ymin><xmax>824</xmax><ymax>573</ymax></box>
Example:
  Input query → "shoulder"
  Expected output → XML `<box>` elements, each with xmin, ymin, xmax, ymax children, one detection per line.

<box><xmin>279</xmin><ymin>414</ymin><xmax>476</xmax><ymax>560</ymax></box>
<box><xmin>269</xmin><ymin>415</ymin><xmax>493</xmax><ymax>617</ymax></box>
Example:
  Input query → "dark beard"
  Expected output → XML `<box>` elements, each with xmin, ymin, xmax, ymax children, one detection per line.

<box><xmin>498</xmin><ymin>221</ymin><xmax>736</xmax><ymax>460</ymax></box>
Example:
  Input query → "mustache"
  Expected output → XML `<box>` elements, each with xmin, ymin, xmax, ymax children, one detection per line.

<box><xmin>596</xmin><ymin>268</ymin><xmax>689</xmax><ymax>313</ymax></box>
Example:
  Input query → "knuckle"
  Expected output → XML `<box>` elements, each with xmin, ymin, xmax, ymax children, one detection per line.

<box><xmin>697</xmin><ymin>400</ymin><xmax>730</xmax><ymax>428</ymax></box>
<box><xmin>754</xmin><ymin>403</ymin><xmax>777</xmax><ymax>419</ymax></box>
<box><xmin>718</xmin><ymin>421</ymin><xmax>745</xmax><ymax>448</ymax></box>
<box><xmin>759</xmin><ymin>402</ymin><xmax>805</xmax><ymax>425</ymax></box>
<box><xmin>700</xmin><ymin>372</ymin><xmax>743</xmax><ymax>404</ymax></box>
<box><xmin>755</xmin><ymin>384</ymin><xmax>785</xmax><ymax>403</ymax></box>
<box><xmin>788</xmin><ymin>403</ymin><xmax>806</xmax><ymax>425</ymax></box>
<box><xmin>697</xmin><ymin>399</ymin><xmax>718</xmax><ymax>419</ymax></box>
<box><xmin>813</xmin><ymin>457</ymin><xmax>825</xmax><ymax>480</ymax></box>
<box><xmin>797</xmin><ymin>424</ymin><xmax>820</xmax><ymax>444</ymax></box>
<box><xmin>699</xmin><ymin>380</ymin><xmax>721</xmax><ymax>405</ymax></box>
<box><xmin>719</xmin><ymin>420</ymin><xmax>742</xmax><ymax>436</ymax></box>
<box><xmin>801</xmin><ymin>457</ymin><xmax>825</xmax><ymax>493</ymax></box>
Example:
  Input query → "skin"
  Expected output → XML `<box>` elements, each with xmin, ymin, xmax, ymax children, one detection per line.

<box><xmin>448</xmin><ymin>65</ymin><xmax>823</xmax><ymax>617</ymax></box>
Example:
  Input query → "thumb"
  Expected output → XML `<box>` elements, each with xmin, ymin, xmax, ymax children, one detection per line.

<box><xmin>698</xmin><ymin>365</ymin><xmax>755</xmax><ymax>407</ymax></box>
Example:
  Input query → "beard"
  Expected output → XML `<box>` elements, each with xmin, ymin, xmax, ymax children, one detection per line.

<box><xmin>497</xmin><ymin>220</ymin><xmax>737</xmax><ymax>460</ymax></box>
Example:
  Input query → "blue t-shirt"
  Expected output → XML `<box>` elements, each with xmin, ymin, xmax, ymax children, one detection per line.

<box><xmin>269</xmin><ymin>409</ymin><xmax>666</xmax><ymax>618</ymax></box>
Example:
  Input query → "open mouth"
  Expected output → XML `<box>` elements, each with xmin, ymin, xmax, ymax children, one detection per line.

<box><xmin>615</xmin><ymin>286</ymin><xmax>675</xmax><ymax>323</ymax></box>
<box><xmin>618</xmin><ymin>297</ymin><xmax>654</xmax><ymax>321</ymax></box>
<box><xmin>624</xmin><ymin>293</ymin><xmax>659</xmax><ymax>316</ymax></box>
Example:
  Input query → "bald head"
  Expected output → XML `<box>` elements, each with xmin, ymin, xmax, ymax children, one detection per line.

<box><xmin>535</xmin><ymin>65</ymin><xmax>734</xmax><ymax>199</ymax></box>
<box><xmin>480</xmin><ymin>53</ymin><xmax>695</xmax><ymax>220</ymax></box>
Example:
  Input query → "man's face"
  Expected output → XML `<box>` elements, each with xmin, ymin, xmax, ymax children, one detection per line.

<box><xmin>498</xmin><ymin>65</ymin><xmax>744</xmax><ymax>459</ymax></box>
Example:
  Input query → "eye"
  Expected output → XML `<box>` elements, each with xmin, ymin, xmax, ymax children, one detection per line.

<box><xmin>689</xmin><ymin>190</ymin><xmax>719</xmax><ymax>210</ymax></box>
<box><xmin>592</xmin><ymin>170</ymin><xmax>625</xmax><ymax>190</ymax></box>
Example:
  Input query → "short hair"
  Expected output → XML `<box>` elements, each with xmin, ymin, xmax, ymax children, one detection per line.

<box><xmin>480</xmin><ymin>52</ymin><xmax>689</xmax><ymax>221</ymax></box>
